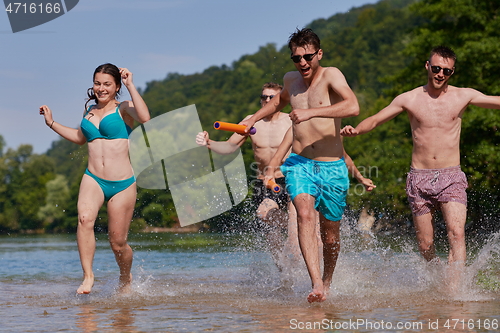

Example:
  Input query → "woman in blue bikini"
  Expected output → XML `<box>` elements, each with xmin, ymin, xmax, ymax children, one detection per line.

<box><xmin>39</xmin><ymin>64</ymin><xmax>150</xmax><ymax>294</ymax></box>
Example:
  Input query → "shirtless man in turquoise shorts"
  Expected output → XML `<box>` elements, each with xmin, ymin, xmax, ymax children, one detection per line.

<box><xmin>240</xmin><ymin>28</ymin><xmax>364</xmax><ymax>302</ymax></box>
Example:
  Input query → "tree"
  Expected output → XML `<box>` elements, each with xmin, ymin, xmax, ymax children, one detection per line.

<box><xmin>0</xmin><ymin>145</ymin><xmax>56</xmax><ymax>231</ymax></box>
<box><xmin>37</xmin><ymin>174</ymin><xmax>70</xmax><ymax>231</ymax></box>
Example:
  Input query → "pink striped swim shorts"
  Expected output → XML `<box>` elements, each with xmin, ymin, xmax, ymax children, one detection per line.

<box><xmin>405</xmin><ymin>165</ymin><xmax>468</xmax><ymax>216</ymax></box>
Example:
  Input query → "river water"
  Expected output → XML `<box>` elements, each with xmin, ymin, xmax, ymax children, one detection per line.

<box><xmin>1</xmin><ymin>225</ymin><xmax>500</xmax><ymax>332</ymax></box>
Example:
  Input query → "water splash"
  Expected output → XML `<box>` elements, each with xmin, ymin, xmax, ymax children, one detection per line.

<box><xmin>228</xmin><ymin>215</ymin><xmax>500</xmax><ymax>308</ymax></box>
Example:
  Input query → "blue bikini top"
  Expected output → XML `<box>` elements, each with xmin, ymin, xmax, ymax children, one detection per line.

<box><xmin>81</xmin><ymin>104</ymin><xmax>132</xmax><ymax>142</ymax></box>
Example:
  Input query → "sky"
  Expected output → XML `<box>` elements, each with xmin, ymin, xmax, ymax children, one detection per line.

<box><xmin>0</xmin><ymin>0</ymin><xmax>379</xmax><ymax>154</ymax></box>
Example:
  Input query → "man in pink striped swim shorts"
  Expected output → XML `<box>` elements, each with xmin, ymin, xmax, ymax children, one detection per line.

<box><xmin>406</xmin><ymin>166</ymin><xmax>468</xmax><ymax>217</ymax></box>
<box><xmin>341</xmin><ymin>46</ymin><xmax>500</xmax><ymax>272</ymax></box>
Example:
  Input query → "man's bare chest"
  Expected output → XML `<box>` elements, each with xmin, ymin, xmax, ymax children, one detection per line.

<box><xmin>289</xmin><ymin>84</ymin><xmax>332</xmax><ymax>109</ymax></box>
<box><xmin>407</xmin><ymin>96</ymin><xmax>466</xmax><ymax>127</ymax></box>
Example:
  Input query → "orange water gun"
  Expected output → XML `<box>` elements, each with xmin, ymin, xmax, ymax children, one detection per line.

<box><xmin>213</xmin><ymin>121</ymin><xmax>256</xmax><ymax>135</ymax></box>
<box><xmin>266</xmin><ymin>179</ymin><xmax>281</xmax><ymax>193</ymax></box>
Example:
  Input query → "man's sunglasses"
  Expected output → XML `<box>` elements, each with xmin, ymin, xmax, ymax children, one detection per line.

<box><xmin>260</xmin><ymin>94</ymin><xmax>275</xmax><ymax>100</ymax></box>
<box><xmin>290</xmin><ymin>50</ymin><xmax>319</xmax><ymax>63</ymax></box>
<box><xmin>430</xmin><ymin>65</ymin><xmax>454</xmax><ymax>76</ymax></box>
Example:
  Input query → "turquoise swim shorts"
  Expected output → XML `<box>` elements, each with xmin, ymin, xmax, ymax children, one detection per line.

<box><xmin>280</xmin><ymin>153</ymin><xmax>349</xmax><ymax>221</ymax></box>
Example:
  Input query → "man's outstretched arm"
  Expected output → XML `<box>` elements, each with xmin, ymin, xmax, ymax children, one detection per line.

<box><xmin>341</xmin><ymin>93</ymin><xmax>407</xmax><ymax>137</ymax></box>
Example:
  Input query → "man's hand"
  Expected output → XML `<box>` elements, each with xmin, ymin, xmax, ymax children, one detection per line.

<box><xmin>239</xmin><ymin>117</ymin><xmax>256</xmax><ymax>134</ymax></box>
<box><xmin>195</xmin><ymin>131</ymin><xmax>209</xmax><ymax>146</ymax></box>
<box><xmin>289</xmin><ymin>109</ymin><xmax>312</xmax><ymax>124</ymax></box>
<box><xmin>359</xmin><ymin>177</ymin><xmax>376</xmax><ymax>192</ymax></box>
<box><xmin>340</xmin><ymin>125</ymin><xmax>359</xmax><ymax>137</ymax></box>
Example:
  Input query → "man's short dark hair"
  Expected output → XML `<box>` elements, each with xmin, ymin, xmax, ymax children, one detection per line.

<box><xmin>430</xmin><ymin>46</ymin><xmax>457</xmax><ymax>64</ymax></box>
<box><xmin>288</xmin><ymin>28</ymin><xmax>321</xmax><ymax>52</ymax></box>
<box><xmin>262</xmin><ymin>82</ymin><xmax>283</xmax><ymax>91</ymax></box>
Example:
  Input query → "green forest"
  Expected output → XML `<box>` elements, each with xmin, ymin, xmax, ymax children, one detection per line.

<box><xmin>0</xmin><ymin>0</ymin><xmax>499</xmax><ymax>234</ymax></box>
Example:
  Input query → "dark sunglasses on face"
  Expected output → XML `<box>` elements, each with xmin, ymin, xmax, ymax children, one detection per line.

<box><xmin>290</xmin><ymin>50</ymin><xmax>319</xmax><ymax>63</ymax></box>
<box><xmin>260</xmin><ymin>94</ymin><xmax>275</xmax><ymax>100</ymax></box>
<box><xmin>430</xmin><ymin>65</ymin><xmax>454</xmax><ymax>76</ymax></box>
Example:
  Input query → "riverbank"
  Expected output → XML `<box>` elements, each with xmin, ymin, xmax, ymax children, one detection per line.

<box><xmin>142</xmin><ymin>223</ymin><xmax>209</xmax><ymax>233</ymax></box>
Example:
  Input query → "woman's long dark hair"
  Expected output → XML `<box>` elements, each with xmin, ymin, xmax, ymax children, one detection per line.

<box><xmin>84</xmin><ymin>63</ymin><xmax>122</xmax><ymax>111</ymax></box>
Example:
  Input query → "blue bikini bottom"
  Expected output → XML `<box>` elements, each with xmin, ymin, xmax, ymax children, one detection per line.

<box><xmin>84</xmin><ymin>168</ymin><xmax>135</xmax><ymax>201</ymax></box>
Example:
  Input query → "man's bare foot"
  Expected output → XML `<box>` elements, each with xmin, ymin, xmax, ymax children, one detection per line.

<box><xmin>117</xmin><ymin>273</ymin><xmax>132</xmax><ymax>294</ymax></box>
<box><xmin>307</xmin><ymin>286</ymin><xmax>327</xmax><ymax>303</ymax></box>
<box><xmin>77</xmin><ymin>275</ymin><xmax>94</xmax><ymax>294</ymax></box>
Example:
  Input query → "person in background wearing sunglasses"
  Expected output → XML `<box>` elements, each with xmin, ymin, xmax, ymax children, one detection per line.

<box><xmin>196</xmin><ymin>82</ymin><xmax>302</xmax><ymax>276</ymax></box>
<box><xmin>341</xmin><ymin>46</ymin><xmax>500</xmax><ymax>290</ymax></box>
<box><xmin>240</xmin><ymin>28</ymin><xmax>364</xmax><ymax>303</ymax></box>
